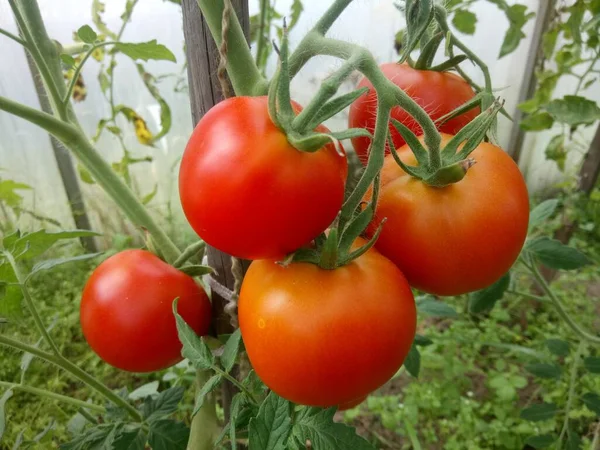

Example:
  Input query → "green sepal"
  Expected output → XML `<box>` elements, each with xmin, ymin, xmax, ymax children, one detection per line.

<box><xmin>278</xmin><ymin>248</ymin><xmax>321</xmax><ymax>266</ymax></box>
<box><xmin>429</xmin><ymin>54</ymin><xmax>468</xmax><ymax>72</ymax></box>
<box><xmin>338</xmin><ymin>218</ymin><xmax>386</xmax><ymax>266</ymax></box>
<box><xmin>390</xmin><ymin>119</ymin><xmax>428</xmax><ymax>165</ymax></box>
<box><xmin>435</xmin><ymin>92</ymin><xmax>483</xmax><ymax>127</ymax></box>
<box><xmin>423</xmin><ymin>159</ymin><xmax>475</xmax><ymax>187</ymax></box>
<box><xmin>414</xmin><ymin>31</ymin><xmax>444</xmax><ymax>70</ymax></box>
<box><xmin>400</xmin><ymin>0</ymin><xmax>434</xmax><ymax>63</ymax></box>
<box><xmin>287</xmin><ymin>131</ymin><xmax>341</xmax><ymax>154</ymax></box>
<box><xmin>318</xmin><ymin>227</ymin><xmax>339</xmax><ymax>270</ymax></box>
<box><xmin>302</xmin><ymin>87</ymin><xmax>369</xmax><ymax>132</ymax></box>
<box><xmin>387</xmin><ymin>133</ymin><xmax>428</xmax><ymax>180</ymax></box>
<box><xmin>276</xmin><ymin>19</ymin><xmax>295</xmax><ymax>124</ymax></box>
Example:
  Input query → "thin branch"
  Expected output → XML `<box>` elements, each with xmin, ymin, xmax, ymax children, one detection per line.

<box><xmin>0</xmin><ymin>27</ymin><xmax>27</xmax><ymax>47</ymax></box>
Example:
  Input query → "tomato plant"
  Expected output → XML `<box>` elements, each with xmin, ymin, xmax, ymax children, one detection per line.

<box><xmin>238</xmin><ymin>243</ymin><xmax>416</xmax><ymax>407</ymax></box>
<box><xmin>348</xmin><ymin>63</ymin><xmax>479</xmax><ymax>162</ymax></box>
<box><xmin>367</xmin><ymin>134</ymin><xmax>529</xmax><ymax>296</ymax></box>
<box><xmin>80</xmin><ymin>249</ymin><xmax>211</xmax><ymax>372</ymax></box>
<box><xmin>179</xmin><ymin>96</ymin><xmax>348</xmax><ymax>260</ymax></box>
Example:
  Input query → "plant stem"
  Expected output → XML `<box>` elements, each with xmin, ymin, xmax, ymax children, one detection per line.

<box><xmin>213</xmin><ymin>367</ymin><xmax>258</xmax><ymax>405</ymax></box>
<box><xmin>0</xmin><ymin>27</ymin><xmax>28</xmax><ymax>47</ymax></box>
<box><xmin>558</xmin><ymin>341</ymin><xmax>585</xmax><ymax>446</ymax></box>
<box><xmin>574</xmin><ymin>54</ymin><xmax>599</xmax><ymax>94</ymax></box>
<box><xmin>173</xmin><ymin>240</ymin><xmax>206</xmax><ymax>268</ymax></box>
<box><xmin>0</xmin><ymin>334</ymin><xmax>142</xmax><ymax>422</ymax></box>
<box><xmin>506</xmin><ymin>289</ymin><xmax>548</xmax><ymax>303</ymax></box>
<box><xmin>0</xmin><ymin>381</ymin><xmax>106</xmax><ymax>413</ymax></box>
<box><xmin>195</xmin><ymin>0</ymin><xmax>268</xmax><ymax>96</ymax></box>
<box><xmin>255</xmin><ymin>0</ymin><xmax>268</xmax><ymax>68</ymax></box>
<box><xmin>188</xmin><ymin>371</ymin><xmax>219</xmax><ymax>449</ymax></box>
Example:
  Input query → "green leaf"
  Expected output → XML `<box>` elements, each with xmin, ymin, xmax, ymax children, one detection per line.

<box><xmin>77</xmin><ymin>164</ymin><xmax>95</xmax><ymax>184</ymax></box>
<box><xmin>98</xmin><ymin>71</ymin><xmax>110</xmax><ymax>95</ymax></box>
<box><xmin>545</xmin><ymin>96</ymin><xmax>600</xmax><ymax>126</ymax></box>
<box><xmin>143</xmin><ymin>386</ymin><xmax>185</xmax><ymax>423</ymax></box>
<box><xmin>0</xmin><ymin>180</ymin><xmax>32</xmax><ymax>208</ymax></box>
<box><xmin>525</xmin><ymin>363</ymin><xmax>561</xmax><ymax>379</ymax></box>
<box><xmin>173</xmin><ymin>299</ymin><xmax>214</xmax><ymax>370</ymax></box>
<box><xmin>529</xmin><ymin>199</ymin><xmax>559</xmax><ymax>231</ymax></box>
<box><xmin>30</xmin><ymin>253</ymin><xmax>102</xmax><ymax>277</ymax></box>
<box><xmin>248</xmin><ymin>392</ymin><xmax>292</xmax><ymax>450</ymax></box>
<box><xmin>468</xmin><ymin>273</ymin><xmax>510</xmax><ymax>314</ymax></box>
<box><xmin>288</xmin><ymin>407</ymin><xmax>376</xmax><ymax>450</ymax></box>
<box><xmin>525</xmin><ymin>434</ymin><xmax>556</xmax><ymax>449</ymax></box>
<box><xmin>452</xmin><ymin>10</ymin><xmax>477</xmax><ymax>35</ymax></box>
<box><xmin>141</xmin><ymin>184</ymin><xmax>158</xmax><ymax>205</ymax></box>
<box><xmin>221</xmin><ymin>328</ymin><xmax>242</xmax><ymax>373</ymax></box>
<box><xmin>582</xmin><ymin>392</ymin><xmax>600</xmax><ymax>415</ymax></box>
<box><xmin>526</xmin><ymin>237</ymin><xmax>591</xmax><ymax>270</ymax></box>
<box><xmin>9</xmin><ymin>229</ymin><xmax>100</xmax><ymax>261</ymax></box>
<box><xmin>566</xmin><ymin>428</ymin><xmax>582</xmax><ymax>450</ymax></box>
<box><xmin>288</xmin><ymin>0</ymin><xmax>304</xmax><ymax>30</ymax></box>
<box><xmin>113</xmin><ymin>425</ymin><xmax>147</xmax><ymax>450</ymax></box>
<box><xmin>128</xmin><ymin>381</ymin><xmax>159</xmax><ymax>401</ymax></box>
<box><xmin>521</xmin><ymin>112</ymin><xmax>554</xmax><ymax>131</ymax></box>
<box><xmin>545</xmin><ymin>339</ymin><xmax>570</xmax><ymax>357</ymax></box>
<box><xmin>0</xmin><ymin>389</ymin><xmax>13</xmax><ymax>441</ymax></box>
<box><xmin>584</xmin><ymin>357</ymin><xmax>600</xmax><ymax>373</ymax></box>
<box><xmin>60</xmin><ymin>424</ymin><xmax>121</xmax><ymax>450</ymax></box>
<box><xmin>192</xmin><ymin>375</ymin><xmax>222</xmax><ymax>417</ymax></box>
<box><xmin>61</xmin><ymin>54</ymin><xmax>77</xmax><ymax>68</ymax></box>
<box><xmin>545</xmin><ymin>135</ymin><xmax>566</xmax><ymax>171</ymax></box>
<box><xmin>499</xmin><ymin>26</ymin><xmax>525</xmax><ymax>58</ymax></box>
<box><xmin>403</xmin><ymin>344</ymin><xmax>421</xmax><ymax>378</ymax></box>
<box><xmin>135</xmin><ymin>64</ymin><xmax>171</xmax><ymax>143</ymax></box>
<box><xmin>542</xmin><ymin>29</ymin><xmax>559</xmax><ymax>58</ymax></box>
<box><xmin>0</xmin><ymin>285</ymin><xmax>23</xmax><ymax>320</ymax></box>
<box><xmin>76</xmin><ymin>25</ymin><xmax>98</xmax><ymax>44</ymax></box>
<box><xmin>416</xmin><ymin>296</ymin><xmax>458</xmax><ymax>318</ymax></box>
<box><xmin>178</xmin><ymin>265</ymin><xmax>213</xmax><ymax>277</ymax></box>
<box><xmin>414</xmin><ymin>334</ymin><xmax>433</xmax><ymax>347</ymax></box>
<box><xmin>520</xmin><ymin>402</ymin><xmax>558</xmax><ymax>421</ymax></box>
<box><xmin>114</xmin><ymin>41</ymin><xmax>176</xmax><ymax>62</ymax></box>
<box><xmin>147</xmin><ymin>419</ymin><xmax>189</xmax><ymax>450</ymax></box>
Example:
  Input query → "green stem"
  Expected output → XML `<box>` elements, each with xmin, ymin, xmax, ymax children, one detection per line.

<box><xmin>0</xmin><ymin>27</ymin><xmax>28</xmax><ymax>47</ymax></box>
<box><xmin>255</xmin><ymin>0</ymin><xmax>268</xmax><ymax>68</ymax></box>
<box><xmin>558</xmin><ymin>341</ymin><xmax>585</xmax><ymax>446</ymax></box>
<box><xmin>173</xmin><ymin>240</ymin><xmax>206</xmax><ymax>268</ymax></box>
<box><xmin>0</xmin><ymin>334</ymin><xmax>142</xmax><ymax>422</ymax></box>
<box><xmin>574</xmin><ymin>54</ymin><xmax>599</xmax><ymax>94</ymax></box>
<box><xmin>4</xmin><ymin>252</ymin><xmax>61</xmax><ymax>356</ymax></box>
<box><xmin>195</xmin><ymin>0</ymin><xmax>268</xmax><ymax>96</ymax></box>
<box><xmin>188</xmin><ymin>371</ymin><xmax>219</xmax><ymax>449</ymax></box>
<box><xmin>0</xmin><ymin>381</ymin><xmax>106</xmax><ymax>414</ymax></box>
<box><xmin>506</xmin><ymin>289</ymin><xmax>547</xmax><ymax>303</ymax></box>
<box><xmin>213</xmin><ymin>367</ymin><xmax>258</xmax><ymax>405</ymax></box>
<box><xmin>0</xmin><ymin>95</ymin><xmax>180</xmax><ymax>263</ymax></box>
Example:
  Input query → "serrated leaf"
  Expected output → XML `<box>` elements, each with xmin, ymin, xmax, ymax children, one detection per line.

<box><xmin>147</xmin><ymin>420</ymin><xmax>189</xmax><ymax>450</ymax></box>
<box><xmin>403</xmin><ymin>344</ymin><xmax>420</xmax><ymax>378</ymax></box>
<box><xmin>77</xmin><ymin>25</ymin><xmax>98</xmax><ymax>44</ymax></box>
<box><xmin>521</xmin><ymin>112</ymin><xmax>554</xmax><ymax>131</ymax></box>
<box><xmin>582</xmin><ymin>392</ymin><xmax>600</xmax><ymax>415</ymax></box>
<box><xmin>0</xmin><ymin>284</ymin><xmax>23</xmax><ymax>320</ymax></box>
<box><xmin>525</xmin><ymin>363</ymin><xmax>561</xmax><ymax>379</ymax></box>
<box><xmin>529</xmin><ymin>199</ymin><xmax>559</xmax><ymax>231</ymax></box>
<box><xmin>520</xmin><ymin>402</ymin><xmax>557</xmax><ymax>421</ymax></box>
<box><xmin>0</xmin><ymin>180</ymin><xmax>31</xmax><ymax>208</ymax></box>
<box><xmin>452</xmin><ymin>10</ymin><xmax>477</xmax><ymax>34</ymax></box>
<box><xmin>248</xmin><ymin>392</ymin><xmax>292</xmax><ymax>450</ymax></box>
<box><xmin>114</xmin><ymin>41</ymin><xmax>176</xmax><ymax>62</ymax></box>
<box><xmin>178</xmin><ymin>265</ymin><xmax>213</xmax><ymax>277</ymax></box>
<box><xmin>221</xmin><ymin>329</ymin><xmax>242</xmax><ymax>373</ymax></box>
<box><xmin>416</xmin><ymin>296</ymin><xmax>458</xmax><ymax>318</ymax></box>
<box><xmin>585</xmin><ymin>357</ymin><xmax>600</xmax><ymax>373</ymax></box>
<box><xmin>525</xmin><ymin>434</ymin><xmax>556</xmax><ymax>449</ymax></box>
<box><xmin>526</xmin><ymin>237</ymin><xmax>591</xmax><ymax>270</ymax></box>
<box><xmin>113</xmin><ymin>425</ymin><xmax>147</xmax><ymax>450</ymax></box>
<box><xmin>192</xmin><ymin>375</ymin><xmax>221</xmax><ymax>416</ymax></box>
<box><xmin>173</xmin><ymin>299</ymin><xmax>214</xmax><ymax>370</ymax></box>
<box><xmin>288</xmin><ymin>407</ymin><xmax>375</xmax><ymax>450</ymax></box>
<box><xmin>30</xmin><ymin>253</ymin><xmax>101</xmax><ymax>277</ymax></box>
<box><xmin>545</xmin><ymin>96</ymin><xmax>600</xmax><ymax>126</ymax></box>
<box><xmin>128</xmin><ymin>381</ymin><xmax>159</xmax><ymax>401</ymax></box>
<box><xmin>414</xmin><ymin>334</ymin><xmax>433</xmax><ymax>347</ymax></box>
<box><xmin>0</xmin><ymin>389</ymin><xmax>13</xmax><ymax>441</ymax></box>
<box><xmin>469</xmin><ymin>273</ymin><xmax>510</xmax><ymax>314</ymax></box>
<box><xmin>10</xmin><ymin>230</ymin><xmax>100</xmax><ymax>261</ymax></box>
<box><xmin>545</xmin><ymin>339</ymin><xmax>570</xmax><ymax>357</ymax></box>
<box><xmin>59</xmin><ymin>423</ymin><xmax>121</xmax><ymax>450</ymax></box>
<box><xmin>143</xmin><ymin>386</ymin><xmax>185</xmax><ymax>423</ymax></box>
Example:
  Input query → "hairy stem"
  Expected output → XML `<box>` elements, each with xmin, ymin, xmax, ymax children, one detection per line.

<box><xmin>558</xmin><ymin>341</ymin><xmax>585</xmax><ymax>446</ymax></box>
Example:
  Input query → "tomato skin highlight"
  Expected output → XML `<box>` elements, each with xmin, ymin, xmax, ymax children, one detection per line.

<box><xmin>348</xmin><ymin>63</ymin><xmax>479</xmax><ymax>162</ymax></box>
<box><xmin>238</xmin><ymin>245</ymin><xmax>416</xmax><ymax>407</ymax></box>
<box><xmin>179</xmin><ymin>96</ymin><xmax>348</xmax><ymax>260</ymax></box>
<box><xmin>368</xmin><ymin>135</ymin><xmax>529</xmax><ymax>296</ymax></box>
<box><xmin>80</xmin><ymin>249</ymin><xmax>211</xmax><ymax>373</ymax></box>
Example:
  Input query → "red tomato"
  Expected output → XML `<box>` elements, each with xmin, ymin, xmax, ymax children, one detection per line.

<box><xmin>179</xmin><ymin>96</ymin><xmax>348</xmax><ymax>260</ymax></box>
<box><xmin>348</xmin><ymin>63</ymin><xmax>479</xmax><ymax>163</ymax></box>
<box><xmin>80</xmin><ymin>249</ymin><xmax>211</xmax><ymax>372</ymax></box>
<box><xmin>238</xmin><ymin>243</ymin><xmax>416</xmax><ymax>407</ymax></box>
<box><xmin>368</xmin><ymin>135</ymin><xmax>529</xmax><ymax>296</ymax></box>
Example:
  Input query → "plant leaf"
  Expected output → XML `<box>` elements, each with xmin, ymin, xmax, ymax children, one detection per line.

<box><xmin>452</xmin><ymin>10</ymin><xmax>477</xmax><ymax>34</ymax></box>
<box><xmin>192</xmin><ymin>375</ymin><xmax>222</xmax><ymax>417</ymax></box>
<box><xmin>221</xmin><ymin>328</ymin><xmax>242</xmax><ymax>373</ymax></box>
<box><xmin>525</xmin><ymin>363</ymin><xmax>561</xmax><ymax>379</ymax></box>
<box><xmin>526</xmin><ymin>237</ymin><xmax>591</xmax><ymax>270</ymax></box>
<box><xmin>521</xmin><ymin>112</ymin><xmax>554</xmax><ymax>131</ymax></box>
<box><xmin>173</xmin><ymin>299</ymin><xmax>214</xmax><ymax>370</ymax></box>
<box><xmin>529</xmin><ymin>199</ymin><xmax>559</xmax><ymax>231</ymax></box>
<box><xmin>77</xmin><ymin>25</ymin><xmax>98</xmax><ymax>44</ymax></box>
<box><xmin>545</xmin><ymin>339</ymin><xmax>570</xmax><ymax>357</ymax></box>
<box><xmin>416</xmin><ymin>296</ymin><xmax>458</xmax><ymax>318</ymax></box>
<box><xmin>468</xmin><ymin>273</ymin><xmax>510</xmax><ymax>314</ymax></box>
<box><xmin>9</xmin><ymin>230</ymin><xmax>100</xmax><ymax>261</ymax></box>
<box><xmin>147</xmin><ymin>419</ymin><xmax>189</xmax><ymax>450</ymax></box>
<box><xmin>545</xmin><ymin>96</ymin><xmax>600</xmax><ymax>126</ymax></box>
<box><xmin>520</xmin><ymin>403</ymin><xmax>558</xmax><ymax>421</ymax></box>
<box><xmin>128</xmin><ymin>381</ymin><xmax>159</xmax><ymax>401</ymax></box>
<box><xmin>143</xmin><ymin>386</ymin><xmax>185</xmax><ymax>423</ymax></box>
<box><xmin>30</xmin><ymin>253</ymin><xmax>102</xmax><ymax>278</ymax></box>
<box><xmin>248</xmin><ymin>392</ymin><xmax>292</xmax><ymax>450</ymax></box>
<box><xmin>585</xmin><ymin>357</ymin><xmax>600</xmax><ymax>374</ymax></box>
<box><xmin>403</xmin><ymin>344</ymin><xmax>421</xmax><ymax>378</ymax></box>
<box><xmin>582</xmin><ymin>392</ymin><xmax>600</xmax><ymax>415</ymax></box>
<box><xmin>525</xmin><ymin>434</ymin><xmax>556</xmax><ymax>449</ymax></box>
<box><xmin>115</xmin><ymin>41</ymin><xmax>176</xmax><ymax>62</ymax></box>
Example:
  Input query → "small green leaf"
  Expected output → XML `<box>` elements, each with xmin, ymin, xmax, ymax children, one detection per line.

<box><xmin>0</xmin><ymin>389</ymin><xmax>13</xmax><ymax>441</ymax></box>
<box><xmin>143</xmin><ymin>386</ymin><xmax>185</xmax><ymax>423</ymax></box>
<box><xmin>414</xmin><ymin>334</ymin><xmax>433</xmax><ymax>347</ymax></box>
<box><xmin>499</xmin><ymin>26</ymin><xmax>525</xmax><ymax>58</ymax></box>
<box><xmin>545</xmin><ymin>135</ymin><xmax>566</xmax><ymax>171</ymax></box>
<box><xmin>582</xmin><ymin>392</ymin><xmax>600</xmax><ymax>415</ymax></box>
<box><xmin>10</xmin><ymin>229</ymin><xmax>100</xmax><ymax>261</ymax></box>
<box><xmin>178</xmin><ymin>265</ymin><xmax>213</xmax><ymax>277</ymax></box>
<box><xmin>173</xmin><ymin>299</ymin><xmax>214</xmax><ymax>370</ymax></box>
<box><xmin>525</xmin><ymin>363</ymin><xmax>561</xmax><ymax>379</ymax></box>
<box><xmin>192</xmin><ymin>375</ymin><xmax>222</xmax><ymax>417</ymax></box>
<box><xmin>545</xmin><ymin>96</ymin><xmax>600</xmax><ymax>126</ymax></box>
<box><xmin>61</xmin><ymin>54</ymin><xmax>76</xmax><ymax>68</ymax></box>
<box><xmin>529</xmin><ymin>199</ymin><xmax>559</xmax><ymax>231</ymax></box>
<box><xmin>77</xmin><ymin>25</ymin><xmax>98</xmax><ymax>43</ymax></box>
<box><xmin>416</xmin><ymin>296</ymin><xmax>459</xmax><ymax>318</ymax></box>
<box><xmin>248</xmin><ymin>392</ymin><xmax>292</xmax><ymax>450</ymax></box>
<box><xmin>469</xmin><ymin>273</ymin><xmax>510</xmax><ymax>314</ymax></box>
<box><xmin>129</xmin><ymin>381</ymin><xmax>159</xmax><ymax>401</ymax></box>
<box><xmin>520</xmin><ymin>402</ymin><xmax>558</xmax><ymax>421</ymax></box>
<box><xmin>288</xmin><ymin>0</ymin><xmax>304</xmax><ymax>30</ymax></box>
<box><xmin>521</xmin><ymin>112</ymin><xmax>554</xmax><ymax>131</ymax></box>
<box><xmin>141</xmin><ymin>184</ymin><xmax>158</xmax><ymax>205</ymax></box>
<box><xmin>542</xmin><ymin>29</ymin><xmax>558</xmax><ymax>58</ymax></box>
<box><xmin>403</xmin><ymin>344</ymin><xmax>421</xmax><ymax>378</ymax></box>
<box><xmin>30</xmin><ymin>253</ymin><xmax>102</xmax><ymax>277</ymax></box>
<box><xmin>584</xmin><ymin>357</ymin><xmax>600</xmax><ymax>373</ymax></box>
<box><xmin>221</xmin><ymin>328</ymin><xmax>242</xmax><ymax>373</ymax></box>
<box><xmin>526</xmin><ymin>237</ymin><xmax>591</xmax><ymax>270</ymax></box>
<box><xmin>0</xmin><ymin>284</ymin><xmax>23</xmax><ymax>320</ymax></box>
<box><xmin>452</xmin><ymin>10</ymin><xmax>477</xmax><ymax>35</ymax></box>
<box><xmin>147</xmin><ymin>419</ymin><xmax>189</xmax><ymax>450</ymax></box>
<box><xmin>77</xmin><ymin>164</ymin><xmax>95</xmax><ymax>184</ymax></box>
<box><xmin>115</xmin><ymin>40</ymin><xmax>176</xmax><ymax>62</ymax></box>
<box><xmin>525</xmin><ymin>434</ymin><xmax>556</xmax><ymax>449</ymax></box>
<box><xmin>545</xmin><ymin>339</ymin><xmax>570</xmax><ymax>357</ymax></box>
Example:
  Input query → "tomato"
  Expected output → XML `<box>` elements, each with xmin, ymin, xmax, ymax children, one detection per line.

<box><xmin>238</xmin><ymin>243</ymin><xmax>416</xmax><ymax>407</ymax></box>
<box><xmin>348</xmin><ymin>63</ymin><xmax>479</xmax><ymax>162</ymax></box>
<box><xmin>80</xmin><ymin>249</ymin><xmax>211</xmax><ymax>372</ymax></box>
<box><xmin>179</xmin><ymin>96</ymin><xmax>348</xmax><ymax>260</ymax></box>
<box><xmin>367</xmin><ymin>135</ymin><xmax>529</xmax><ymax>296</ymax></box>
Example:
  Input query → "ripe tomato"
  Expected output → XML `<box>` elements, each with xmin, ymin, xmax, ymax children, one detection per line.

<box><xmin>368</xmin><ymin>135</ymin><xmax>529</xmax><ymax>296</ymax></box>
<box><xmin>179</xmin><ymin>96</ymin><xmax>348</xmax><ymax>260</ymax></box>
<box><xmin>348</xmin><ymin>63</ymin><xmax>479</xmax><ymax>162</ymax></box>
<box><xmin>238</xmin><ymin>243</ymin><xmax>416</xmax><ymax>407</ymax></box>
<box><xmin>80</xmin><ymin>249</ymin><xmax>211</xmax><ymax>372</ymax></box>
